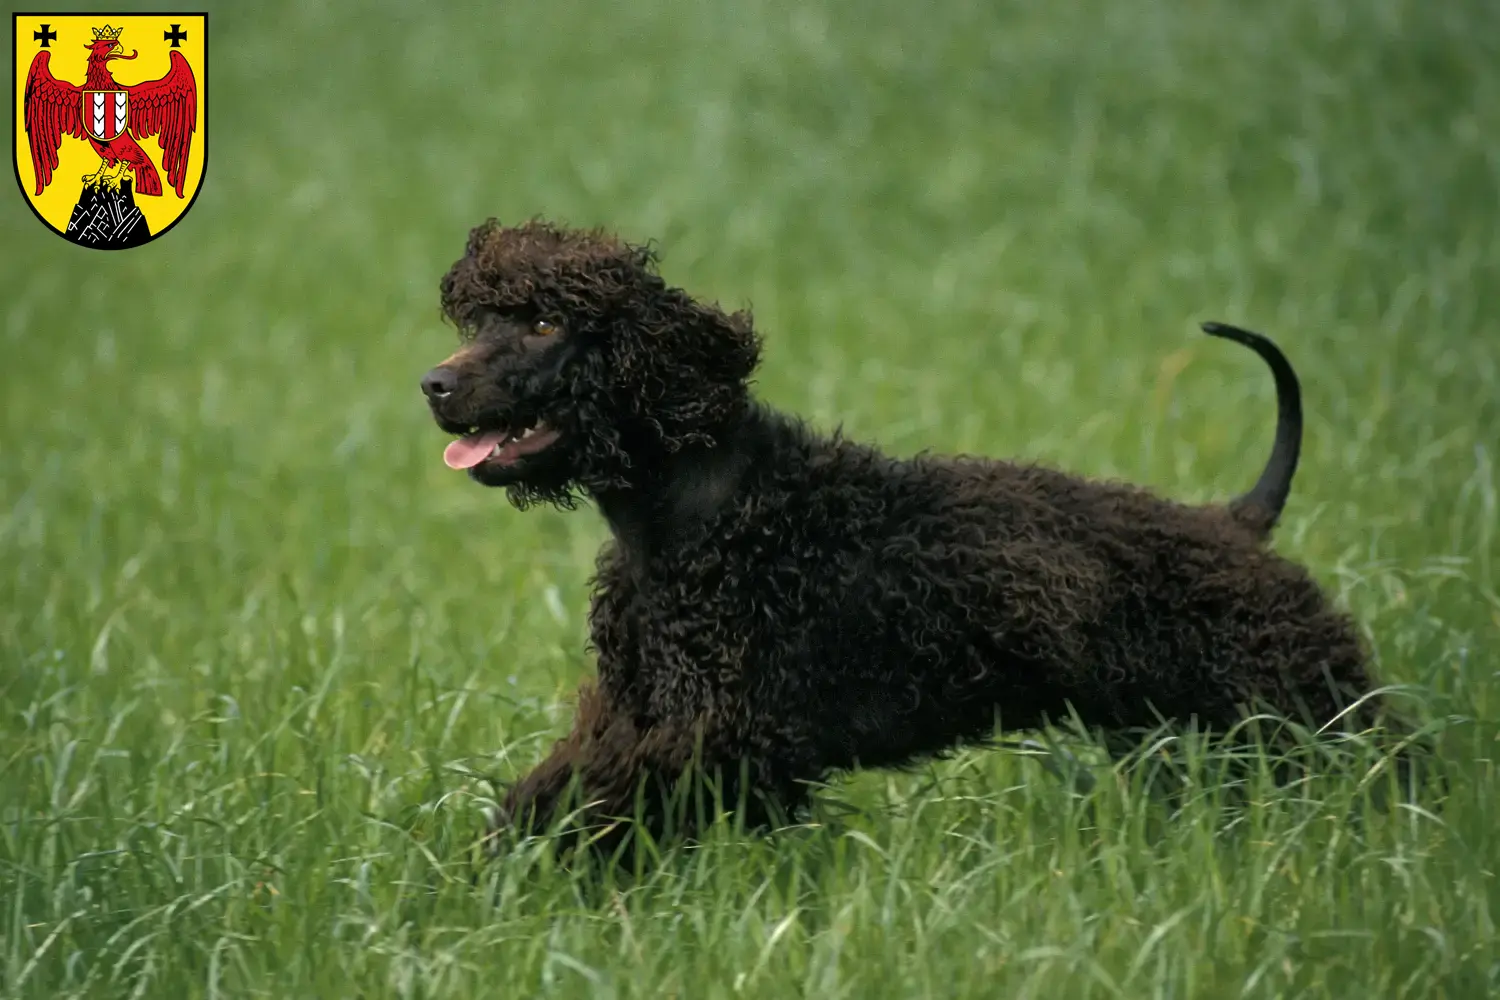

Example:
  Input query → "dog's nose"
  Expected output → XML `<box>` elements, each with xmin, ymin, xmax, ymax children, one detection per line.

<box><xmin>421</xmin><ymin>367</ymin><xmax>458</xmax><ymax>399</ymax></box>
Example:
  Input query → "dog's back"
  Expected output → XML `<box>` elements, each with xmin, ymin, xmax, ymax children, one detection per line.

<box><xmin>770</xmin><ymin>434</ymin><xmax>1376</xmax><ymax>750</ymax></box>
<box><xmin>700</xmin><ymin>323</ymin><xmax>1373</xmax><ymax>752</ymax></box>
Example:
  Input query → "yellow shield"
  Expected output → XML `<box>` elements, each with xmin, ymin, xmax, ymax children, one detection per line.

<box><xmin>13</xmin><ymin>14</ymin><xmax>207</xmax><ymax>249</ymax></box>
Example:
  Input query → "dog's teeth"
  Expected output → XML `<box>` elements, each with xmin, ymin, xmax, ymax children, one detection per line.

<box><xmin>489</xmin><ymin>441</ymin><xmax>503</xmax><ymax>458</ymax></box>
<box><xmin>520</xmin><ymin>426</ymin><xmax>537</xmax><ymax>440</ymax></box>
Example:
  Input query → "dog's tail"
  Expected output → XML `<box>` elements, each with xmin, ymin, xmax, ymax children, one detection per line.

<box><xmin>1201</xmin><ymin>321</ymin><xmax>1302</xmax><ymax>537</ymax></box>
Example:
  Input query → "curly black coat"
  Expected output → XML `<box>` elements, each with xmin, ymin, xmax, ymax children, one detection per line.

<box><xmin>422</xmin><ymin>219</ymin><xmax>1386</xmax><ymax>855</ymax></box>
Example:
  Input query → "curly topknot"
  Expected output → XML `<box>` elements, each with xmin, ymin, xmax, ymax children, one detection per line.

<box><xmin>440</xmin><ymin>219</ymin><xmax>660</xmax><ymax>331</ymax></box>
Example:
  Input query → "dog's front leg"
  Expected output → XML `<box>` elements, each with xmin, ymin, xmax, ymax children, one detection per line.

<box><xmin>487</xmin><ymin>729</ymin><xmax>585</xmax><ymax>847</ymax></box>
<box><xmin>488</xmin><ymin>682</ymin><xmax>783</xmax><ymax>860</ymax></box>
<box><xmin>488</xmin><ymin>681</ymin><xmax>705</xmax><ymax>857</ymax></box>
<box><xmin>486</xmin><ymin>681</ymin><xmax>609</xmax><ymax>851</ymax></box>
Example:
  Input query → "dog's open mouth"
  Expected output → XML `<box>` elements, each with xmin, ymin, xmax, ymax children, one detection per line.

<box><xmin>443</xmin><ymin>421</ymin><xmax>562</xmax><ymax>470</ymax></box>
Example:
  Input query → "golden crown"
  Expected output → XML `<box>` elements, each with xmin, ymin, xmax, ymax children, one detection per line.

<box><xmin>91</xmin><ymin>25</ymin><xmax>124</xmax><ymax>41</ymax></box>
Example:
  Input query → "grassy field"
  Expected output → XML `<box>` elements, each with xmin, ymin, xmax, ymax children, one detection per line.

<box><xmin>4</xmin><ymin>0</ymin><xmax>1499</xmax><ymax>996</ymax></box>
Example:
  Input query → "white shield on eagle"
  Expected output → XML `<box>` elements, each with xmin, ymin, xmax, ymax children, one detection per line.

<box><xmin>82</xmin><ymin>90</ymin><xmax>128</xmax><ymax>142</ymax></box>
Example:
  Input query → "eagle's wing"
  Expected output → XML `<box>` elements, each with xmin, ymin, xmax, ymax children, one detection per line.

<box><xmin>126</xmin><ymin>50</ymin><xmax>197</xmax><ymax>198</ymax></box>
<box><xmin>22</xmin><ymin>52</ymin><xmax>84</xmax><ymax>196</ymax></box>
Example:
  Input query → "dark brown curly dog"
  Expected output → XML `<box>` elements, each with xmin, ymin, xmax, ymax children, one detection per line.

<box><xmin>422</xmin><ymin>219</ymin><xmax>1392</xmax><ymax>857</ymax></box>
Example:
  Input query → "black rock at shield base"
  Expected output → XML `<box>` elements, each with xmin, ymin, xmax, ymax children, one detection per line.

<box><xmin>64</xmin><ymin>179</ymin><xmax>153</xmax><ymax>249</ymax></box>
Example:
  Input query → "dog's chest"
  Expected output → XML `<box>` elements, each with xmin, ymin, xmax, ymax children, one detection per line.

<box><xmin>586</xmin><ymin>535</ymin><xmax>835</xmax><ymax>717</ymax></box>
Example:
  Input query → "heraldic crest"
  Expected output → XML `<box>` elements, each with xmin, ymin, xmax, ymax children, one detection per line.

<box><xmin>14</xmin><ymin>14</ymin><xmax>207</xmax><ymax>249</ymax></box>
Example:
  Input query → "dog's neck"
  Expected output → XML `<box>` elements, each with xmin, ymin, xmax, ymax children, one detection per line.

<box><xmin>593</xmin><ymin>408</ymin><xmax>764</xmax><ymax>564</ymax></box>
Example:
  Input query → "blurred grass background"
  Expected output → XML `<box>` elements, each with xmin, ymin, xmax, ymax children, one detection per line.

<box><xmin>3</xmin><ymin>0</ymin><xmax>1498</xmax><ymax>996</ymax></box>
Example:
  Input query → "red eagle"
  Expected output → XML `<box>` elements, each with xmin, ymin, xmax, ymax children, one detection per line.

<box><xmin>23</xmin><ymin>24</ymin><xmax>197</xmax><ymax>198</ymax></box>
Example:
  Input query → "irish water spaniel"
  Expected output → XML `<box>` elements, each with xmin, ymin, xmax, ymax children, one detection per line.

<box><xmin>421</xmin><ymin>219</ymin><xmax>1392</xmax><ymax>856</ymax></box>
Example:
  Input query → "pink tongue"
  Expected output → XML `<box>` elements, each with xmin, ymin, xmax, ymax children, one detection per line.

<box><xmin>443</xmin><ymin>430</ymin><xmax>508</xmax><ymax>470</ymax></box>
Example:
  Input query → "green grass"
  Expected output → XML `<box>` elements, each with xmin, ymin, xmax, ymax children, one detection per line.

<box><xmin>4</xmin><ymin>0</ymin><xmax>1499</xmax><ymax>995</ymax></box>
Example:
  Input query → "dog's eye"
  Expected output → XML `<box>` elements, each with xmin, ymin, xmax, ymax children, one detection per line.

<box><xmin>532</xmin><ymin>319</ymin><xmax>559</xmax><ymax>336</ymax></box>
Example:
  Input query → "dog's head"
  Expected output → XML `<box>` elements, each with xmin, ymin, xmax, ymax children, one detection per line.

<box><xmin>422</xmin><ymin>219</ymin><xmax>761</xmax><ymax>508</ymax></box>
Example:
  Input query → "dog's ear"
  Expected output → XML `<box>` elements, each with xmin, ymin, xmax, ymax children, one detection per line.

<box><xmin>625</xmin><ymin>293</ymin><xmax>759</xmax><ymax>381</ymax></box>
<box><xmin>696</xmin><ymin>305</ymin><xmax>760</xmax><ymax>385</ymax></box>
<box><xmin>596</xmin><ymin>290</ymin><xmax>760</xmax><ymax>448</ymax></box>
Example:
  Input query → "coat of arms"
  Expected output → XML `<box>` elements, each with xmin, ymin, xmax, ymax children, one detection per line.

<box><xmin>14</xmin><ymin>15</ymin><xmax>206</xmax><ymax>249</ymax></box>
